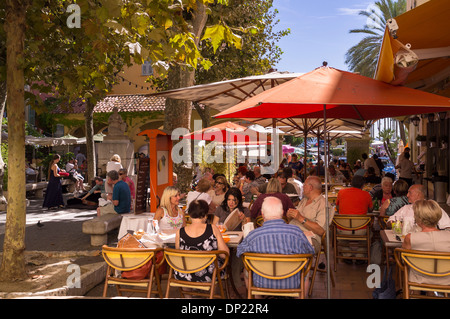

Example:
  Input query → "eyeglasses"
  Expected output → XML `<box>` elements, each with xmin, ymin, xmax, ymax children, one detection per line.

<box><xmin>215</xmin><ymin>182</ymin><xmax>225</xmax><ymax>185</ymax></box>
<box><xmin>119</xmin><ymin>173</ymin><xmax>124</xmax><ymax>176</ymax></box>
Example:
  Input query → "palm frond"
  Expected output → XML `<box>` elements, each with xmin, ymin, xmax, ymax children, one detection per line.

<box><xmin>345</xmin><ymin>0</ymin><xmax>406</xmax><ymax>76</ymax></box>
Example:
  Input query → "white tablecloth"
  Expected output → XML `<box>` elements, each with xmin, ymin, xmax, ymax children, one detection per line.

<box><xmin>118</xmin><ymin>213</ymin><xmax>154</xmax><ymax>239</ymax></box>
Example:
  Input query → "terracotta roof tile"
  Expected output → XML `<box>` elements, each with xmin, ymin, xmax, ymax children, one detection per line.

<box><xmin>53</xmin><ymin>94</ymin><xmax>167</xmax><ymax>114</ymax></box>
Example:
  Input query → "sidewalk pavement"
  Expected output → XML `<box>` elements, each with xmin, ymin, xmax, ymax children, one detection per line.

<box><xmin>0</xmin><ymin>193</ymin><xmax>116</xmax><ymax>252</ymax></box>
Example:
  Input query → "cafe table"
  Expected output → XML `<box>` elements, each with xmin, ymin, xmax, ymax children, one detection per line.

<box><xmin>118</xmin><ymin>212</ymin><xmax>155</xmax><ymax>240</ymax></box>
<box><xmin>380</xmin><ymin>229</ymin><xmax>403</xmax><ymax>274</ymax></box>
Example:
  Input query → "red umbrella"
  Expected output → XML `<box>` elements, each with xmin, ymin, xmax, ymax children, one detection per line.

<box><xmin>183</xmin><ymin>121</ymin><xmax>271</xmax><ymax>145</ymax></box>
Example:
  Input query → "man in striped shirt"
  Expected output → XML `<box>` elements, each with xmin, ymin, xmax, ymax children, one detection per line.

<box><xmin>237</xmin><ymin>196</ymin><xmax>314</xmax><ymax>289</ymax></box>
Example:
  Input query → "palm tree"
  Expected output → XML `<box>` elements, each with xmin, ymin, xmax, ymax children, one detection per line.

<box><xmin>345</xmin><ymin>0</ymin><xmax>406</xmax><ymax>77</ymax></box>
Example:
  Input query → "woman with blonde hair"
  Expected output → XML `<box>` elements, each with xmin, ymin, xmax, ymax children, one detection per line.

<box><xmin>154</xmin><ymin>186</ymin><xmax>185</xmax><ymax>232</ymax></box>
<box><xmin>105</xmin><ymin>154</ymin><xmax>123</xmax><ymax>195</ymax></box>
<box><xmin>249</xmin><ymin>178</ymin><xmax>295</xmax><ymax>219</ymax></box>
<box><xmin>402</xmin><ymin>199</ymin><xmax>450</xmax><ymax>285</ymax></box>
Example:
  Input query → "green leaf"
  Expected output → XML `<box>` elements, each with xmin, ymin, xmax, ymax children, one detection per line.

<box><xmin>201</xmin><ymin>24</ymin><xmax>226</xmax><ymax>53</ymax></box>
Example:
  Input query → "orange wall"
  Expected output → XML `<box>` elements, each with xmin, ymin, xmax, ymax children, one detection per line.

<box><xmin>110</xmin><ymin>63</ymin><xmax>155</xmax><ymax>95</ymax></box>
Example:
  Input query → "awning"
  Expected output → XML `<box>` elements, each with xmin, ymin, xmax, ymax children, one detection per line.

<box><xmin>374</xmin><ymin>0</ymin><xmax>450</xmax><ymax>97</ymax></box>
<box><xmin>150</xmin><ymin>71</ymin><xmax>304</xmax><ymax>112</ymax></box>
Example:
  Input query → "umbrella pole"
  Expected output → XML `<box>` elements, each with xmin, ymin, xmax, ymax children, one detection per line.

<box><xmin>323</xmin><ymin>104</ymin><xmax>331</xmax><ymax>299</ymax></box>
<box><xmin>272</xmin><ymin>118</ymin><xmax>279</xmax><ymax>172</ymax></box>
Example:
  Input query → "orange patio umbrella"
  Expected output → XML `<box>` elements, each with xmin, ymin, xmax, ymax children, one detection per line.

<box><xmin>214</xmin><ymin>65</ymin><xmax>450</xmax><ymax>299</ymax></box>
<box><xmin>215</xmin><ymin>67</ymin><xmax>450</xmax><ymax>121</ymax></box>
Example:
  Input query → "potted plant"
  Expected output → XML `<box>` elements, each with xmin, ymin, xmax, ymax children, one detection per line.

<box><xmin>415</xmin><ymin>134</ymin><xmax>426</xmax><ymax>146</ymax></box>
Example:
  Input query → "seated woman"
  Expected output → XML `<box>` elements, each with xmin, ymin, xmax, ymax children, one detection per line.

<box><xmin>213</xmin><ymin>187</ymin><xmax>251</xmax><ymax>231</ymax></box>
<box><xmin>211</xmin><ymin>175</ymin><xmax>229</xmax><ymax>207</ymax></box>
<box><xmin>154</xmin><ymin>186</ymin><xmax>185</xmax><ymax>232</ymax></box>
<box><xmin>174</xmin><ymin>199</ymin><xmax>229</xmax><ymax>282</ymax></box>
<box><xmin>250</xmin><ymin>178</ymin><xmax>295</xmax><ymax>219</ymax></box>
<box><xmin>372</xmin><ymin>176</ymin><xmax>394</xmax><ymax>205</ymax></box>
<box><xmin>402</xmin><ymin>199</ymin><xmax>450</xmax><ymax>286</ymax></box>
<box><xmin>185</xmin><ymin>178</ymin><xmax>213</xmax><ymax>214</ymax></box>
<box><xmin>379</xmin><ymin>179</ymin><xmax>409</xmax><ymax>216</ymax></box>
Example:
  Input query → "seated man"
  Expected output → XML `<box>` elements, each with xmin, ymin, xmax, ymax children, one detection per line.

<box><xmin>253</xmin><ymin>166</ymin><xmax>267</xmax><ymax>186</ymax></box>
<box><xmin>364</xmin><ymin>167</ymin><xmax>381</xmax><ymax>184</ymax></box>
<box><xmin>237</xmin><ymin>196</ymin><xmax>314</xmax><ymax>290</ymax></box>
<box><xmin>335</xmin><ymin>175</ymin><xmax>373</xmax><ymax>264</ymax></box>
<box><xmin>67</xmin><ymin>176</ymin><xmax>106</xmax><ymax>207</ymax></box>
<box><xmin>97</xmin><ymin>170</ymin><xmax>131</xmax><ymax>216</ymax></box>
<box><xmin>240</xmin><ymin>171</ymin><xmax>259</xmax><ymax>203</ymax></box>
<box><xmin>336</xmin><ymin>175</ymin><xmax>373</xmax><ymax>215</ymax></box>
<box><xmin>76</xmin><ymin>177</ymin><xmax>105</xmax><ymax>207</ymax></box>
<box><xmin>287</xmin><ymin>176</ymin><xmax>333</xmax><ymax>254</ymax></box>
<box><xmin>327</xmin><ymin>165</ymin><xmax>345</xmax><ymax>183</ymax></box>
<box><xmin>388</xmin><ymin>184</ymin><xmax>450</xmax><ymax>230</ymax></box>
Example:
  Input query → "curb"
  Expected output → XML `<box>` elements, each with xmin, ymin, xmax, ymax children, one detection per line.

<box><xmin>0</xmin><ymin>250</ymin><xmax>107</xmax><ymax>299</ymax></box>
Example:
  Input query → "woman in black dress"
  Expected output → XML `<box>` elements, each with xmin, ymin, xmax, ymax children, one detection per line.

<box><xmin>42</xmin><ymin>154</ymin><xmax>66</xmax><ymax>210</ymax></box>
<box><xmin>174</xmin><ymin>200</ymin><xmax>229</xmax><ymax>282</ymax></box>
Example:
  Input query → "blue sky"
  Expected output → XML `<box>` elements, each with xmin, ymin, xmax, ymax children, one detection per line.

<box><xmin>271</xmin><ymin>0</ymin><xmax>377</xmax><ymax>73</ymax></box>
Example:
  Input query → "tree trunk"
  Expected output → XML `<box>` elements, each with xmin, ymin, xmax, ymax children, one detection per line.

<box><xmin>0</xmin><ymin>82</ymin><xmax>7</xmax><ymax>206</ymax></box>
<box><xmin>84</xmin><ymin>100</ymin><xmax>96</xmax><ymax>182</ymax></box>
<box><xmin>163</xmin><ymin>1</ymin><xmax>208</xmax><ymax>193</ymax></box>
<box><xmin>0</xmin><ymin>0</ymin><xmax>30</xmax><ymax>281</ymax></box>
<box><xmin>193</xmin><ymin>102</ymin><xmax>211</xmax><ymax>128</ymax></box>
<box><xmin>164</xmin><ymin>65</ymin><xmax>195</xmax><ymax>193</ymax></box>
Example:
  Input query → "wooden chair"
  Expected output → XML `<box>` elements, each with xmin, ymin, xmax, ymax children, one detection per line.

<box><xmin>163</xmin><ymin>248</ymin><xmax>230</xmax><ymax>299</ymax></box>
<box><xmin>308</xmin><ymin>232</ymin><xmax>335</xmax><ymax>297</ymax></box>
<box><xmin>242</xmin><ymin>252</ymin><xmax>313</xmax><ymax>299</ymax></box>
<box><xmin>394</xmin><ymin>248</ymin><xmax>450</xmax><ymax>299</ymax></box>
<box><xmin>254</xmin><ymin>215</ymin><xmax>288</xmax><ymax>228</ymax></box>
<box><xmin>184</xmin><ymin>214</ymin><xmax>192</xmax><ymax>225</ymax></box>
<box><xmin>332</xmin><ymin>215</ymin><xmax>373</xmax><ymax>271</ymax></box>
<box><xmin>254</xmin><ymin>215</ymin><xmax>264</xmax><ymax>228</ymax></box>
<box><xmin>101</xmin><ymin>246</ymin><xmax>164</xmax><ymax>298</ymax></box>
<box><xmin>378</xmin><ymin>215</ymin><xmax>390</xmax><ymax>230</ymax></box>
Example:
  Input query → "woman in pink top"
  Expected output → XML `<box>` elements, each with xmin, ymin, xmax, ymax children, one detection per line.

<box><xmin>119</xmin><ymin>168</ymin><xmax>135</xmax><ymax>199</ymax></box>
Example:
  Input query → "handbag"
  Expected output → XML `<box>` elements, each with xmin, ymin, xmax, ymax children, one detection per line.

<box><xmin>118</xmin><ymin>233</ymin><xmax>166</xmax><ymax>279</ymax></box>
<box><xmin>121</xmin><ymin>251</ymin><xmax>165</xmax><ymax>279</ymax></box>
<box><xmin>372</xmin><ymin>266</ymin><xmax>397</xmax><ymax>299</ymax></box>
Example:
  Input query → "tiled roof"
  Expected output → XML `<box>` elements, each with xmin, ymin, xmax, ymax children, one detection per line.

<box><xmin>53</xmin><ymin>94</ymin><xmax>167</xmax><ymax>114</ymax></box>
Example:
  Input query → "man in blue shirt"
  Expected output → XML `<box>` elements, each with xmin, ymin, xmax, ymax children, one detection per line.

<box><xmin>97</xmin><ymin>170</ymin><xmax>131</xmax><ymax>216</ymax></box>
<box><xmin>237</xmin><ymin>196</ymin><xmax>314</xmax><ymax>289</ymax></box>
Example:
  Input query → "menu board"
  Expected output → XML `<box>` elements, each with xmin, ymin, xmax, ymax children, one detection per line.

<box><xmin>135</xmin><ymin>158</ymin><xmax>149</xmax><ymax>213</ymax></box>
